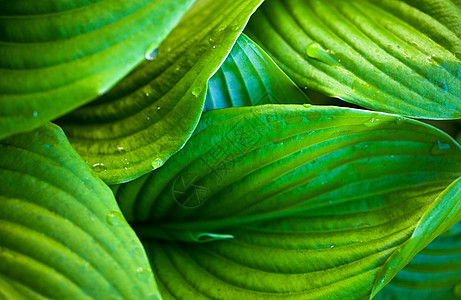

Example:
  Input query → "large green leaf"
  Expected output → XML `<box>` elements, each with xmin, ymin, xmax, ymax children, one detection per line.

<box><xmin>57</xmin><ymin>0</ymin><xmax>265</xmax><ymax>185</ymax></box>
<box><xmin>0</xmin><ymin>0</ymin><xmax>195</xmax><ymax>140</ymax></box>
<box><xmin>376</xmin><ymin>183</ymin><xmax>461</xmax><ymax>299</ymax></box>
<box><xmin>246</xmin><ymin>0</ymin><xmax>461</xmax><ymax>119</ymax></box>
<box><xmin>204</xmin><ymin>33</ymin><xmax>309</xmax><ymax>111</ymax></box>
<box><xmin>114</xmin><ymin>105</ymin><xmax>461</xmax><ymax>299</ymax></box>
<box><xmin>0</xmin><ymin>124</ymin><xmax>159</xmax><ymax>299</ymax></box>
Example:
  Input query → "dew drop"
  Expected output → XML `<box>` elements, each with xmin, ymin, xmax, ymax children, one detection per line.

<box><xmin>106</xmin><ymin>211</ymin><xmax>124</xmax><ymax>226</ymax></box>
<box><xmin>91</xmin><ymin>163</ymin><xmax>107</xmax><ymax>172</ymax></box>
<box><xmin>145</xmin><ymin>47</ymin><xmax>158</xmax><ymax>61</ymax></box>
<box><xmin>115</xmin><ymin>146</ymin><xmax>126</xmax><ymax>155</ymax></box>
<box><xmin>152</xmin><ymin>158</ymin><xmax>164</xmax><ymax>169</ymax></box>
<box><xmin>157</xmin><ymin>106</ymin><xmax>161</xmax><ymax>110</ymax></box>
<box><xmin>306</xmin><ymin>111</ymin><xmax>322</xmax><ymax>122</ymax></box>
<box><xmin>394</xmin><ymin>117</ymin><xmax>406</xmax><ymax>125</ymax></box>
<box><xmin>363</xmin><ymin>114</ymin><xmax>381</xmax><ymax>127</ymax></box>
<box><xmin>270</xmin><ymin>120</ymin><xmax>281</xmax><ymax>131</ymax></box>
<box><xmin>303</xmin><ymin>103</ymin><xmax>313</xmax><ymax>108</ymax></box>
<box><xmin>306</xmin><ymin>42</ymin><xmax>336</xmax><ymax>65</ymax></box>
<box><xmin>430</xmin><ymin>140</ymin><xmax>452</xmax><ymax>156</ymax></box>
<box><xmin>426</xmin><ymin>54</ymin><xmax>438</xmax><ymax>66</ymax></box>
<box><xmin>212</xmin><ymin>45</ymin><xmax>216</xmax><ymax>49</ymax></box>
<box><xmin>136</xmin><ymin>267</ymin><xmax>150</xmax><ymax>283</ymax></box>
<box><xmin>231</xmin><ymin>25</ymin><xmax>240</xmax><ymax>31</ymax></box>
<box><xmin>284</xmin><ymin>113</ymin><xmax>303</xmax><ymax>125</ymax></box>
<box><xmin>434</xmin><ymin>79</ymin><xmax>448</xmax><ymax>93</ymax></box>
<box><xmin>330</xmin><ymin>245</ymin><xmax>335</xmax><ymax>248</ymax></box>
<box><xmin>192</xmin><ymin>87</ymin><xmax>203</xmax><ymax>96</ymax></box>
<box><xmin>33</xmin><ymin>111</ymin><xmax>38</xmax><ymax>118</ymax></box>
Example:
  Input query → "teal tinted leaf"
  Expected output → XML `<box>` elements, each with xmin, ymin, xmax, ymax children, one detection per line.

<box><xmin>377</xmin><ymin>223</ymin><xmax>461</xmax><ymax>299</ymax></box>
<box><xmin>246</xmin><ymin>0</ymin><xmax>461</xmax><ymax>119</ymax></box>
<box><xmin>204</xmin><ymin>34</ymin><xmax>309</xmax><ymax>111</ymax></box>
<box><xmin>57</xmin><ymin>0</ymin><xmax>265</xmax><ymax>185</ymax></box>
<box><xmin>0</xmin><ymin>124</ymin><xmax>159</xmax><ymax>299</ymax></box>
<box><xmin>374</xmin><ymin>177</ymin><xmax>461</xmax><ymax>299</ymax></box>
<box><xmin>0</xmin><ymin>0</ymin><xmax>195</xmax><ymax>140</ymax></box>
<box><xmin>115</xmin><ymin>105</ymin><xmax>461</xmax><ymax>299</ymax></box>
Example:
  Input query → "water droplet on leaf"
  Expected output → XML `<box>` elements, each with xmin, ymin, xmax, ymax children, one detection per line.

<box><xmin>363</xmin><ymin>114</ymin><xmax>381</xmax><ymax>127</ymax></box>
<box><xmin>306</xmin><ymin>111</ymin><xmax>322</xmax><ymax>122</ymax></box>
<box><xmin>91</xmin><ymin>163</ymin><xmax>107</xmax><ymax>172</ymax></box>
<box><xmin>33</xmin><ymin>111</ymin><xmax>38</xmax><ymax>118</ymax></box>
<box><xmin>152</xmin><ymin>158</ymin><xmax>164</xmax><ymax>169</ymax></box>
<box><xmin>306</xmin><ymin>42</ymin><xmax>336</xmax><ymax>65</ymax></box>
<box><xmin>106</xmin><ymin>211</ymin><xmax>124</xmax><ymax>226</ymax></box>
<box><xmin>303</xmin><ymin>104</ymin><xmax>313</xmax><ymax>108</ymax></box>
<box><xmin>192</xmin><ymin>87</ymin><xmax>202</xmax><ymax>97</ymax></box>
<box><xmin>434</xmin><ymin>79</ymin><xmax>448</xmax><ymax>93</ymax></box>
<box><xmin>284</xmin><ymin>113</ymin><xmax>303</xmax><ymax>125</ymax></box>
<box><xmin>115</xmin><ymin>147</ymin><xmax>126</xmax><ymax>155</ymax></box>
<box><xmin>136</xmin><ymin>267</ymin><xmax>150</xmax><ymax>283</ymax></box>
<box><xmin>145</xmin><ymin>47</ymin><xmax>158</xmax><ymax>61</ymax></box>
<box><xmin>430</xmin><ymin>140</ymin><xmax>452</xmax><ymax>156</ymax></box>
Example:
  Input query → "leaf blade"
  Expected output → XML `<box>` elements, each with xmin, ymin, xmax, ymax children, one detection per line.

<box><xmin>246</xmin><ymin>0</ymin><xmax>461</xmax><ymax>119</ymax></box>
<box><xmin>0</xmin><ymin>124</ymin><xmax>159</xmax><ymax>299</ymax></box>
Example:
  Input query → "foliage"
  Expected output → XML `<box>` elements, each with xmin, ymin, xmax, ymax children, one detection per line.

<box><xmin>1</xmin><ymin>0</ymin><xmax>461</xmax><ymax>299</ymax></box>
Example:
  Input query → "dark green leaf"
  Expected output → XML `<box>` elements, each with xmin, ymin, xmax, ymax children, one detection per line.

<box><xmin>205</xmin><ymin>33</ymin><xmax>309</xmax><ymax>111</ymax></box>
<box><xmin>115</xmin><ymin>105</ymin><xmax>461</xmax><ymax>299</ymax></box>
<box><xmin>0</xmin><ymin>0</ymin><xmax>195</xmax><ymax>140</ymax></box>
<box><xmin>246</xmin><ymin>0</ymin><xmax>461</xmax><ymax>119</ymax></box>
<box><xmin>0</xmin><ymin>124</ymin><xmax>159</xmax><ymax>299</ymax></box>
<box><xmin>57</xmin><ymin>0</ymin><xmax>265</xmax><ymax>185</ymax></box>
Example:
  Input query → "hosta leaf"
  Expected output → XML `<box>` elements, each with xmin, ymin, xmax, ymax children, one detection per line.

<box><xmin>376</xmin><ymin>181</ymin><xmax>461</xmax><ymax>299</ymax></box>
<box><xmin>57</xmin><ymin>0</ymin><xmax>265</xmax><ymax>185</ymax></box>
<box><xmin>0</xmin><ymin>124</ymin><xmax>159</xmax><ymax>299</ymax></box>
<box><xmin>0</xmin><ymin>0</ymin><xmax>195</xmax><ymax>140</ymax></box>
<box><xmin>246</xmin><ymin>0</ymin><xmax>461</xmax><ymax>119</ymax></box>
<box><xmin>115</xmin><ymin>105</ymin><xmax>461</xmax><ymax>299</ymax></box>
<box><xmin>204</xmin><ymin>33</ymin><xmax>309</xmax><ymax>111</ymax></box>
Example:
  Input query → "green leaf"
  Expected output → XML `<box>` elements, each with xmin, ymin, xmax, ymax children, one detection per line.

<box><xmin>375</xmin><ymin>179</ymin><xmax>461</xmax><ymax>300</ymax></box>
<box><xmin>0</xmin><ymin>124</ymin><xmax>159</xmax><ymax>299</ymax></box>
<box><xmin>57</xmin><ymin>0</ymin><xmax>265</xmax><ymax>185</ymax></box>
<box><xmin>246</xmin><ymin>0</ymin><xmax>461</xmax><ymax>119</ymax></box>
<box><xmin>0</xmin><ymin>0</ymin><xmax>195</xmax><ymax>140</ymax></box>
<box><xmin>115</xmin><ymin>105</ymin><xmax>461</xmax><ymax>299</ymax></box>
<box><xmin>204</xmin><ymin>33</ymin><xmax>309</xmax><ymax>111</ymax></box>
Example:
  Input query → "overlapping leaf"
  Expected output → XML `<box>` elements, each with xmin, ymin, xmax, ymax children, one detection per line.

<box><xmin>0</xmin><ymin>124</ymin><xmax>159</xmax><ymax>299</ymax></box>
<box><xmin>376</xmin><ymin>181</ymin><xmax>461</xmax><ymax>300</ymax></box>
<box><xmin>114</xmin><ymin>105</ymin><xmax>461</xmax><ymax>299</ymax></box>
<box><xmin>204</xmin><ymin>34</ymin><xmax>309</xmax><ymax>111</ymax></box>
<box><xmin>0</xmin><ymin>0</ymin><xmax>195</xmax><ymax>139</ymax></box>
<box><xmin>57</xmin><ymin>0</ymin><xmax>264</xmax><ymax>185</ymax></box>
<box><xmin>246</xmin><ymin>0</ymin><xmax>461</xmax><ymax>119</ymax></box>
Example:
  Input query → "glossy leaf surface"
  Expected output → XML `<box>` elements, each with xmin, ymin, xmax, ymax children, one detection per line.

<box><xmin>204</xmin><ymin>34</ymin><xmax>309</xmax><ymax>111</ymax></box>
<box><xmin>0</xmin><ymin>0</ymin><xmax>195</xmax><ymax>139</ymax></box>
<box><xmin>377</xmin><ymin>179</ymin><xmax>461</xmax><ymax>299</ymax></box>
<box><xmin>115</xmin><ymin>105</ymin><xmax>461</xmax><ymax>299</ymax></box>
<box><xmin>246</xmin><ymin>0</ymin><xmax>461</xmax><ymax>119</ymax></box>
<box><xmin>58</xmin><ymin>0</ymin><xmax>264</xmax><ymax>184</ymax></box>
<box><xmin>0</xmin><ymin>124</ymin><xmax>159</xmax><ymax>299</ymax></box>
